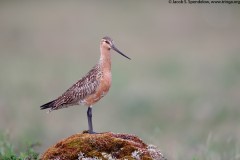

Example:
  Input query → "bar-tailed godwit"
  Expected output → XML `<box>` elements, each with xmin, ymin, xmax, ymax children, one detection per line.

<box><xmin>40</xmin><ymin>36</ymin><xmax>130</xmax><ymax>134</ymax></box>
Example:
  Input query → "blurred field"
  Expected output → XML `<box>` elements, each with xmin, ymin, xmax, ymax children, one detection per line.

<box><xmin>0</xmin><ymin>1</ymin><xmax>240</xmax><ymax>159</ymax></box>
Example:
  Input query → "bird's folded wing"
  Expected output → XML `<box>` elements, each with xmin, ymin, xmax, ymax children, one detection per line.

<box><xmin>52</xmin><ymin>66</ymin><xmax>102</xmax><ymax>110</ymax></box>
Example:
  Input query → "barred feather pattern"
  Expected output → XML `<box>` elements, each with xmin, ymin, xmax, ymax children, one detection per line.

<box><xmin>51</xmin><ymin>64</ymin><xmax>103</xmax><ymax>110</ymax></box>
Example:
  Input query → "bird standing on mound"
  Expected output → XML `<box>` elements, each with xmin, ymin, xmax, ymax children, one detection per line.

<box><xmin>40</xmin><ymin>37</ymin><xmax>130</xmax><ymax>134</ymax></box>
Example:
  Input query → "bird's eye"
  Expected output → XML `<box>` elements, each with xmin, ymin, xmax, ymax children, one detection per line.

<box><xmin>105</xmin><ymin>41</ymin><xmax>110</xmax><ymax>44</ymax></box>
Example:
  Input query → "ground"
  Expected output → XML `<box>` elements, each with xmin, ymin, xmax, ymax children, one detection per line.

<box><xmin>40</xmin><ymin>131</ymin><xmax>166</xmax><ymax>160</ymax></box>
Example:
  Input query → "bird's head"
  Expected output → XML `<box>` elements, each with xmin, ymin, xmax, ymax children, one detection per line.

<box><xmin>101</xmin><ymin>36</ymin><xmax>131</xmax><ymax>60</ymax></box>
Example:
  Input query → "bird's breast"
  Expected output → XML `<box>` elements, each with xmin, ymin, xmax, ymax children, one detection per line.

<box><xmin>84</xmin><ymin>71</ymin><xmax>111</xmax><ymax>106</ymax></box>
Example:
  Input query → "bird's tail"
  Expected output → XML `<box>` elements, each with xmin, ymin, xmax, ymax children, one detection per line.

<box><xmin>40</xmin><ymin>100</ymin><xmax>55</xmax><ymax>110</ymax></box>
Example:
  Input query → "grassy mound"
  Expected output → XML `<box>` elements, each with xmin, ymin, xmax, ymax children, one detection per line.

<box><xmin>41</xmin><ymin>131</ymin><xmax>166</xmax><ymax>160</ymax></box>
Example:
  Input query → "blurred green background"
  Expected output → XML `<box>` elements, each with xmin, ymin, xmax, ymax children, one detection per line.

<box><xmin>0</xmin><ymin>1</ymin><xmax>240</xmax><ymax>159</ymax></box>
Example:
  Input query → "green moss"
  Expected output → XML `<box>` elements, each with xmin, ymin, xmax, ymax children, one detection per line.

<box><xmin>41</xmin><ymin>132</ymin><xmax>166</xmax><ymax>160</ymax></box>
<box><xmin>121</xmin><ymin>156</ymin><xmax>136</xmax><ymax>160</ymax></box>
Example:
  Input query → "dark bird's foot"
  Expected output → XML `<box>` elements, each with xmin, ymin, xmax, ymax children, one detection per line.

<box><xmin>88</xmin><ymin>130</ymin><xmax>98</xmax><ymax>134</ymax></box>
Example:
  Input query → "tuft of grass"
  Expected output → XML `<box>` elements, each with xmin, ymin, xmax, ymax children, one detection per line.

<box><xmin>0</xmin><ymin>132</ymin><xmax>39</xmax><ymax>160</ymax></box>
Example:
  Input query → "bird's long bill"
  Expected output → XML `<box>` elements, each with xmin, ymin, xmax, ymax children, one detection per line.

<box><xmin>112</xmin><ymin>45</ymin><xmax>131</xmax><ymax>60</ymax></box>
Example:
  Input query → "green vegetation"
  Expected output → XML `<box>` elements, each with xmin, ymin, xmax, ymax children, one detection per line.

<box><xmin>0</xmin><ymin>132</ymin><xmax>39</xmax><ymax>160</ymax></box>
<box><xmin>41</xmin><ymin>131</ymin><xmax>166</xmax><ymax>160</ymax></box>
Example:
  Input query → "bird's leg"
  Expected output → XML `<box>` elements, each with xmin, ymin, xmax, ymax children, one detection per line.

<box><xmin>87</xmin><ymin>106</ymin><xmax>94</xmax><ymax>134</ymax></box>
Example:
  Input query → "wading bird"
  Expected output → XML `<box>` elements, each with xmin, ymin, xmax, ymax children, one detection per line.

<box><xmin>40</xmin><ymin>36</ymin><xmax>130</xmax><ymax>134</ymax></box>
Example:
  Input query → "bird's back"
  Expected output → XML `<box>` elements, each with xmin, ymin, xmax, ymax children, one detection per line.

<box><xmin>40</xmin><ymin>64</ymin><xmax>103</xmax><ymax>111</ymax></box>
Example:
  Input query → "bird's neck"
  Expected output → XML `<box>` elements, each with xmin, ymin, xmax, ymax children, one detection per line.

<box><xmin>99</xmin><ymin>47</ymin><xmax>111</xmax><ymax>72</ymax></box>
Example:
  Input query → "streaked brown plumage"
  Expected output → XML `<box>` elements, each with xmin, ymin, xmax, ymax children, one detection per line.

<box><xmin>40</xmin><ymin>36</ymin><xmax>130</xmax><ymax>133</ymax></box>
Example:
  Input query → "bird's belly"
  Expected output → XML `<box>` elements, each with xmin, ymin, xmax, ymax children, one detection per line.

<box><xmin>84</xmin><ymin>75</ymin><xmax>111</xmax><ymax>106</ymax></box>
